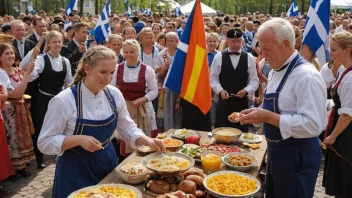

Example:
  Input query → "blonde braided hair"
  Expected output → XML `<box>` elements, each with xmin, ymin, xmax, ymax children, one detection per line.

<box><xmin>70</xmin><ymin>45</ymin><xmax>117</xmax><ymax>86</ymax></box>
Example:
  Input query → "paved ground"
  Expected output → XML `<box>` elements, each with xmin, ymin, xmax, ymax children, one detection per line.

<box><xmin>2</xmin><ymin>155</ymin><xmax>333</xmax><ymax>198</ymax></box>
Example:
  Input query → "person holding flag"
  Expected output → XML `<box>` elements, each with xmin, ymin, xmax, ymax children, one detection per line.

<box><xmin>210</xmin><ymin>28</ymin><xmax>259</xmax><ymax>132</ymax></box>
<box><xmin>165</xmin><ymin>0</ymin><xmax>212</xmax><ymax>131</ymax></box>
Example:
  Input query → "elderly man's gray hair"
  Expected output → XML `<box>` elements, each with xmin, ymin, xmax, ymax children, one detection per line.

<box><xmin>256</xmin><ymin>18</ymin><xmax>295</xmax><ymax>48</ymax></box>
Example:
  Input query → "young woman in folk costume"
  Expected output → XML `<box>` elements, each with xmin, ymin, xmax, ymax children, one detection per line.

<box><xmin>110</xmin><ymin>39</ymin><xmax>158</xmax><ymax>162</ymax></box>
<box><xmin>21</xmin><ymin>30</ymin><xmax>73</xmax><ymax>168</ymax></box>
<box><xmin>0</xmin><ymin>43</ymin><xmax>35</xmax><ymax>177</ymax></box>
<box><xmin>0</xmin><ymin>69</ymin><xmax>15</xmax><ymax>196</ymax></box>
<box><xmin>155</xmin><ymin>32</ymin><xmax>181</xmax><ymax>131</ymax></box>
<box><xmin>107</xmin><ymin>34</ymin><xmax>124</xmax><ymax>64</ymax></box>
<box><xmin>138</xmin><ymin>27</ymin><xmax>160</xmax><ymax>117</ymax></box>
<box><xmin>122</xmin><ymin>27</ymin><xmax>137</xmax><ymax>41</ymax></box>
<box><xmin>322</xmin><ymin>31</ymin><xmax>352</xmax><ymax>198</ymax></box>
<box><xmin>38</xmin><ymin>45</ymin><xmax>165</xmax><ymax>198</ymax></box>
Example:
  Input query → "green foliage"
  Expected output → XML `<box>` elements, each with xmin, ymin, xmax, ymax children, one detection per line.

<box><xmin>5</xmin><ymin>0</ymin><xmax>312</xmax><ymax>16</ymax></box>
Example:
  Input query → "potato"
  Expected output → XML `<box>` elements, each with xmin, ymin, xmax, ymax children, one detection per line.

<box><xmin>172</xmin><ymin>190</ymin><xmax>187</xmax><ymax>198</ymax></box>
<box><xmin>178</xmin><ymin>180</ymin><xmax>196</xmax><ymax>194</ymax></box>
<box><xmin>163</xmin><ymin>176</ymin><xmax>176</xmax><ymax>184</ymax></box>
<box><xmin>145</xmin><ymin>172</ymin><xmax>162</xmax><ymax>182</ymax></box>
<box><xmin>186</xmin><ymin>194</ymin><xmax>196</xmax><ymax>198</ymax></box>
<box><xmin>195</xmin><ymin>190</ymin><xmax>206</xmax><ymax>197</ymax></box>
<box><xmin>183</xmin><ymin>168</ymin><xmax>203</xmax><ymax>178</ymax></box>
<box><xmin>156</xmin><ymin>196</ymin><xmax>167</xmax><ymax>198</ymax></box>
<box><xmin>185</xmin><ymin>175</ymin><xmax>203</xmax><ymax>186</ymax></box>
<box><xmin>165</xmin><ymin>195</ymin><xmax>179</xmax><ymax>198</ymax></box>
<box><xmin>175</xmin><ymin>172</ymin><xmax>185</xmax><ymax>183</ymax></box>
<box><xmin>200</xmin><ymin>173</ymin><xmax>207</xmax><ymax>179</ymax></box>
<box><xmin>170</xmin><ymin>184</ymin><xmax>178</xmax><ymax>192</ymax></box>
<box><xmin>147</xmin><ymin>180</ymin><xmax>170</xmax><ymax>194</ymax></box>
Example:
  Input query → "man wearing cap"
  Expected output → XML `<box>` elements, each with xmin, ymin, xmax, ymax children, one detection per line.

<box><xmin>210</xmin><ymin>28</ymin><xmax>259</xmax><ymax>131</ymax></box>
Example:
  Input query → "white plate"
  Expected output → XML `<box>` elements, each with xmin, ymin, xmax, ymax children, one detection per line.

<box><xmin>68</xmin><ymin>183</ymin><xmax>143</xmax><ymax>198</ymax></box>
<box><xmin>239</xmin><ymin>133</ymin><xmax>263</xmax><ymax>143</ymax></box>
<box><xmin>203</xmin><ymin>170</ymin><xmax>261</xmax><ymax>198</ymax></box>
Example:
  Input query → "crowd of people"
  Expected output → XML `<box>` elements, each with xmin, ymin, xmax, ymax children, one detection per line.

<box><xmin>0</xmin><ymin>7</ymin><xmax>351</xmax><ymax>198</ymax></box>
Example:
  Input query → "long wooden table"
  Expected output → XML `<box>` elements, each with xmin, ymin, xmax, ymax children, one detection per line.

<box><xmin>99</xmin><ymin>129</ymin><xmax>267</xmax><ymax>197</ymax></box>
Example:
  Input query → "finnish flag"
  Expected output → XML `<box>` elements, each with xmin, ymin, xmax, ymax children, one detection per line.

<box><xmin>302</xmin><ymin>0</ymin><xmax>330</xmax><ymax>66</ymax></box>
<box><xmin>95</xmin><ymin>0</ymin><xmax>111</xmax><ymax>44</ymax></box>
<box><xmin>287</xmin><ymin>0</ymin><xmax>299</xmax><ymax>17</ymax></box>
<box><xmin>65</xmin><ymin>0</ymin><xmax>78</xmax><ymax>15</ymax></box>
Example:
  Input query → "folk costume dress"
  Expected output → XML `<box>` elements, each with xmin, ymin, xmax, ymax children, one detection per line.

<box><xmin>29</xmin><ymin>53</ymin><xmax>73</xmax><ymax>164</ymax></box>
<box><xmin>110</xmin><ymin>61</ymin><xmax>157</xmax><ymax>156</ymax></box>
<box><xmin>321</xmin><ymin>65</ymin><xmax>352</xmax><ymax>197</ymax></box>
<box><xmin>263</xmin><ymin>51</ymin><xmax>327</xmax><ymax>197</ymax></box>
<box><xmin>1</xmin><ymin>67</ymin><xmax>35</xmax><ymax>171</ymax></box>
<box><xmin>0</xmin><ymin>70</ymin><xmax>14</xmax><ymax>181</ymax></box>
<box><xmin>155</xmin><ymin>48</ymin><xmax>181</xmax><ymax>131</ymax></box>
<box><xmin>38</xmin><ymin>82</ymin><xmax>145</xmax><ymax>198</ymax></box>
<box><xmin>139</xmin><ymin>45</ymin><xmax>160</xmax><ymax>116</ymax></box>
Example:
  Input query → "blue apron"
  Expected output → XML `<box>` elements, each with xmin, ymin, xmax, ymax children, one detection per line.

<box><xmin>263</xmin><ymin>54</ymin><xmax>322</xmax><ymax>198</ymax></box>
<box><xmin>52</xmin><ymin>81</ymin><xmax>118</xmax><ymax>198</ymax></box>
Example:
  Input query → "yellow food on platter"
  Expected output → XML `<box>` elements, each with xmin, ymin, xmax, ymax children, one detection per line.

<box><xmin>163</xmin><ymin>139</ymin><xmax>182</xmax><ymax>147</ymax></box>
<box><xmin>74</xmin><ymin>186</ymin><xmax>137</xmax><ymax>198</ymax></box>
<box><xmin>147</xmin><ymin>156</ymin><xmax>189</xmax><ymax>171</ymax></box>
<box><xmin>216</xmin><ymin>129</ymin><xmax>241</xmax><ymax>136</ymax></box>
<box><xmin>243</xmin><ymin>142</ymin><xmax>260</xmax><ymax>149</ymax></box>
<box><xmin>206</xmin><ymin>173</ymin><xmax>257</xmax><ymax>195</ymax></box>
<box><xmin>227</xmin><ymin>154</ymin><xmax>254</xmax><ymax>166</ymax></box>
<box><xmin>244</xmin><ymin>133</ymin><xmax>254</xmax><ymax>140</ymax></box>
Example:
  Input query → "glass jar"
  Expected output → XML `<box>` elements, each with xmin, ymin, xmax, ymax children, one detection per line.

<box><xmin>185</xmin><ymin>131</ymin><xmax>201</xmax><ymax>145</ymax></box>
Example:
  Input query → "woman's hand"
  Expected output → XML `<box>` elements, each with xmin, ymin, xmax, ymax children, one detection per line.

<box><xmin>79</xmin><ymin>135</ymin><xmax>102</xmax><ymax>152</ymax></box>
<box><xmin>32</xmin><ymin>46</ymin><xmax>40</xmax><ymax>58</ymax></box>
<box><xmin>175</xmin><ymin>102</ymin><xmax>181</xmax><ymax>112</ymax></box>
<box><xmin>24</xmin><ymin>60</ymin><xmax>35</xmax><ymax>76</ymax></box>
<box><xmin>136</xmin><ymin>136</ymin><xmax>166</xmax><ymax>152</ymax></box>
<box><xmin>132</xmin><ymin>97</ymin><xmax>147</xmax><ymax>107</ymax></box>
<box><xmin>323</xmin><ymin>135</ymin><xmax>336</xmax><ymax>145</ymax></box>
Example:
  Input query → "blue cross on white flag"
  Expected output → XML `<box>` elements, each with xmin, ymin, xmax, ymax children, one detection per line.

<box><xmin>302</xmin><ymin>0</ymin><xmax>330</xmax><ymax>66</ymax></box>
<box><xmin>124</xmin><ymin>0</ymin><xmax>128</xmax><ymax>9</ymax></box>
<box><xmin>95</xmin><ymin>0</ymin><xmax>111</xmax><ymax>44</ymax></box>
<box><xmin>287</xmin><ymin>0</ymin><xmax>299</xmax><ymax>17</ymax></box>
<box><xmin>65</xmin><ymin>0</ymin><xmax>78</xmax><ymax>15</ymax></box>
<box><xmin>27</xmin><ymin>1</ymin><xmax>33</xmax><ymax>13</ymax></box>
<box><xmin>144</xmin><ymin>8</ymin><xmax>151</xmax><ymax>15</ymax></box>
<box><xmin>176</xmin><ymin>7</ymin><xmax>182</xmax><ymax>17</ymax></box>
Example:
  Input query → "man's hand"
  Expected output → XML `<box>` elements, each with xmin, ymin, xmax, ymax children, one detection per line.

<box><xmin>236</xmin><ymin>89</ymin><xmax>247</xmax><ymax>98</ymax></box>
<box><xmin>220</xmin><ymin>90</ymin><xmax>229</xmax><ymax>100</ymax></box>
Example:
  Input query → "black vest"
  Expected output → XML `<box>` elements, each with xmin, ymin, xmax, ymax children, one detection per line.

<box><xmin>39</xmin><ymin>54</ymin><xmax>67</xmax><ymax>95</ymax></box>
<box><xmin>219</xmin><ymin>49</ymin><xmax>249</xmax><ymax>94</ymax></box>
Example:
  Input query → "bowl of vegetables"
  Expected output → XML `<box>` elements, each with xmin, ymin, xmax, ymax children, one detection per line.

<box><xmin>178</xmin><ymin>144</ymin><xmax>202</xmax><ymax>162</ymax></box>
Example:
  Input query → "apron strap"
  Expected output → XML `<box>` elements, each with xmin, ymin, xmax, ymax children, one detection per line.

<box><xmin>103</xmin><ymin>88</ymin><xmax>119</xmax><ymax>119</ymax></box>
<box><xmin>275</xmin><ymin>54</ymin><xmax>304</xmax><ymax>93</ymax></box>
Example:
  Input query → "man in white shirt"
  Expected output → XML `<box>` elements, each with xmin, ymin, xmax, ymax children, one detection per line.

<box><xmin>210</xmin><ymin>28</ymin><xmax>259</xmax><ymax>132</ymax></box>
<box><xmin>238</xmin><ymin>18</ymin><xmax>327</xmax><ymax>198</ymax></box>
<box><xmin>26</xmin><ymin>17</ymin><xmax>47</xmax><ymax>53</ymax></box>
<box><xmin>11</xmin><ymin>20</ymin><xmax>36</xmax><ymax>61</ymax></box>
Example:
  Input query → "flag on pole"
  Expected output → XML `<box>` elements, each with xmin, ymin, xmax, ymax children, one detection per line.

<box><xmin>287</xmin><ymin>0</ymin><xmax>299</xmax><ymax>17</ymax></box>
<box><xmin>65</xmin><ymin>0</ymin><xmax>78</xmax><ymax>15</ymax></box>
<box><xmin>176</xmin><ymin>7</ymin><xmax>182</xmax><ymax>17</ymax></box>
<box><xmin>124</xmin><ymin>0</ymin><xmax>129</xmax><ymax>10</ymax></box>
<box><xmin>95</xmin><ymin>0</ymin><xmax>111</xmax><ymax>44</ymax></box>
<box><xmin>165</xmin><ymin>0</ymin><xmax>211</xmax><ymax>114</ymax></box>
<box><xmin>302</xmin><ymin>0</ymin><xmax>330</xmax><ymax>66</ymax></box>
<box><xmin>27</xmin><ymin>1</ymin><xmax>33</xmax><ymax>13</ymax></box>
